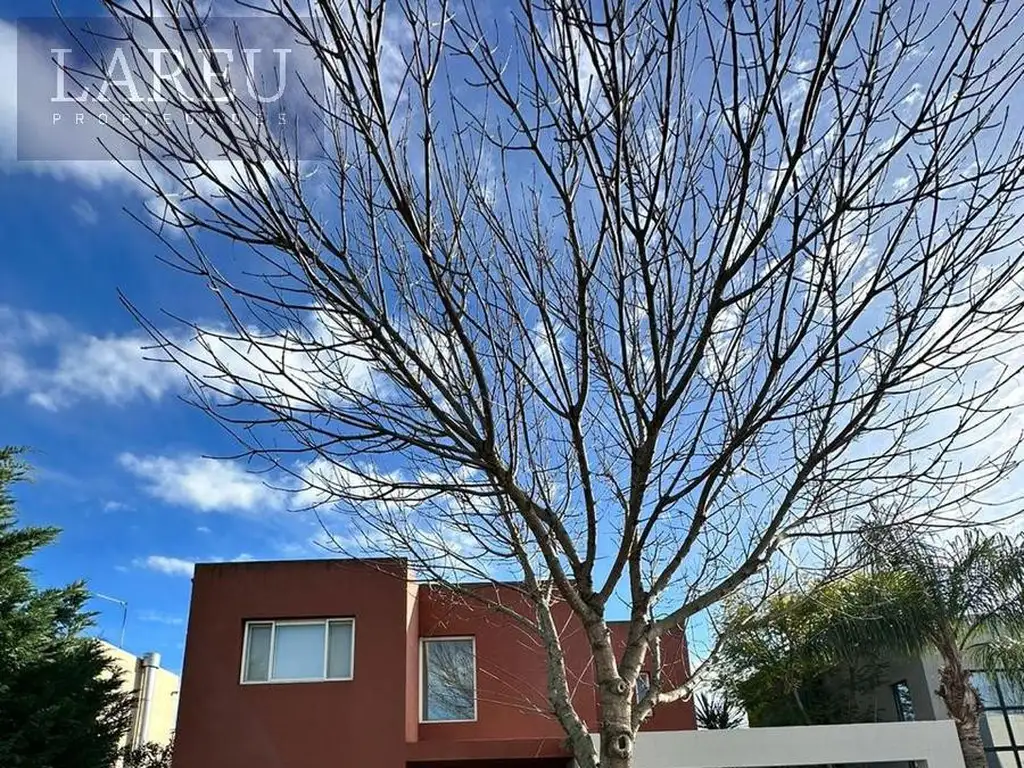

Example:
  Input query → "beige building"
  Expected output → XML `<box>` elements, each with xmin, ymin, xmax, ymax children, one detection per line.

<box><xmin>100</xmin><ymin>641</ymin><xmax>180</xmax><ymax>751</ymax></box>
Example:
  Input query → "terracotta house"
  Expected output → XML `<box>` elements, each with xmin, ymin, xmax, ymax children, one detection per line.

<box><xmin>171</xmin><ymin>558</ymin><xmax>696</xmax><ymax>768</ymax></box>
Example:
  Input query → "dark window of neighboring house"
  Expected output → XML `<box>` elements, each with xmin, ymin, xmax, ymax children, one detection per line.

<box><xmin>893</xmin><ymin>680</ymin><xmax>916</xmax><ymax>721</ymax></box>
<box><xmin>970</xmin><ymin>670</ymin><xmax>1024</xmax><ymax>768</ymax></box>
<box><xmin>636</xmin><ymin>672</ymin><xmax>651</xmax><ymax>703</ymax></box>
<box><xmin>421</xmin><ymin>637</ymin><xmax>476</xmax><ymax>723</ymax></box>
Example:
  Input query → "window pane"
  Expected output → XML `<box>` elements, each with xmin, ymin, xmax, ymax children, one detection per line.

<box><xmin>1000</xmin><ymin>675</ymin><xmax>1024</xmax><ymax>708</ymax></box>
<box><xmin>326</xmin><ymin>620</ymin><xmax>353</xmax><ymax>679</ymax></box>
<box><xmin>1008</xmin><ymin>714</ymin><xmax>1024</xmax><ymax>747</ymax></box>
<box><xmin>243</xmin><ymin>623</ymin><xmax>272</xmax><ymax>682</ymax></box>
<box><xmin>272</xmin><ymin>624</ymin><xmax>326</xmax><ymax>680</ymax></box>
<box><xmin>636</xmin><ymin>672</ymin><xmax>651</xmax><ymax>703</ymax></box>
<box><xmin>423</xmin><ymin>639</ymin><xmax>475</xmax><ymax>721</ymax></box>
<box><xmin>974</xmin><ymin>673</ymin><xmax>1001</xmax><ymax>708</ymax></box>
<box><xmin>983</xmin><ymin>713</ymin><xmax>1014</xmax><ymax>748</ymax></box>
<box><xmin>892</xmin><ymin>680</ymin><xmax>916</xmax><ymax>722</ymax></box>
<box><xmin>985</xmin><ymin>751</ymin><xmax>1021</xmax><ymax>768</ymax></box>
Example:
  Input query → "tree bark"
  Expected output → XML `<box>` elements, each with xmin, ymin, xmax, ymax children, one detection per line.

<box><xmin>937</xmin><ymin>656</ymin><xmax>987</xmax><ymax>768</ymax></box>
<box><xmin>599</xmin><ymin>680</ymin><xmax>635</xmax><ymax>768</ymax></box>
<box><xmin>586</xmin><ymin>618</ymin><xmax>638</xmax><ymax>768</ymax></box>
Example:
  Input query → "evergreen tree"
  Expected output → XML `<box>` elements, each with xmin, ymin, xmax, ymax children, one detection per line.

<box><xmin>0</xmin><ymin>447</ymin><xmax>133</xmax><ymax>768</ymax></box>
<box><xmin>121</xmin><ymin>740</ymin><xmax>175</xmax><ymax>768</ymax></box>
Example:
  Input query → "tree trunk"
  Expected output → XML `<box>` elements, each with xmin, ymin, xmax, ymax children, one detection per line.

<box><xmin>598</xmin><ymin>679</ymin><xmax>635</xmax><ymax>768</ymax></box>
<box><xmin>937</xmin><ymin>655</ymin><xmax>987</xmax><ymax>768</ymax></box>
<box><xmin>582</xmin><ymin>617</ymin><xmax>639</xmax><ymax>768</ymax></box>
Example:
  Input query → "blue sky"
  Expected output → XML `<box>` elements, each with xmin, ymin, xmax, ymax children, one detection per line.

<box><xmin>0</xmin><ymin>0</ymin><xmax>617</xmax><ymax>672</ymax></box>
<box><xmin>4</xmin><ymin>0</ymin><xmax>1022</xmax><ymax>676</ymax></box>
<box><xmin>0</xmin><ymin>1</ymin><xmax>343</xmax><ymax>672</ymax></box>
<box><xmin>0</xmin><ymin>165</ymin><xmax>332</xmax><ymax>671</ymax></box>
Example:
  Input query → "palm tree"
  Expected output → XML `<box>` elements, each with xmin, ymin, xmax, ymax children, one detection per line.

<box><xmin>694</xmin><ymin>693</ymin><xmax>745</xmax><ymax>729</ymax></box>
<box><xmin>805</xmin><ymin>528</ymin><xmax>1024</xmax><ymax>768</ymax></box>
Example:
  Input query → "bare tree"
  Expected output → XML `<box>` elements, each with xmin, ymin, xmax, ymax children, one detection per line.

<box><xmin>63</xmin><ymin>0</ymin><xmax>1024</xmax><ymax>764</ymax></box>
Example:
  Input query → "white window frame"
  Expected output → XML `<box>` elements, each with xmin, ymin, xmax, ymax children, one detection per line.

<box><xmin>419</xmin><ymin>636</ymin><xmax>478</xmax><ymax>723</ymax></box>
<box><xmin>239</xmin><ymin>618</ymin><xmax>355</xmax><ymax>685</ymax></box>
<box><xmin>636</xmin><ymin>671</ymin><xmax>651</xmax><ymax>703</ymax></box>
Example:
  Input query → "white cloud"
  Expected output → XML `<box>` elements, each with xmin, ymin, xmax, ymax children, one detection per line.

<box><xmin>0</xmin><ymin>306</ymin><xmax>183</xmax><ymax>409</ymax></box>
<box><xmin>703</xmin><ymin>304</ymin><xmax>754</xmax><ymax>381</ymax></box>
<box><xmin>132</xmin><ymin>552</ymin><xmax>260</xmax><ymax>578</ymax></box>
<box><xmin>903</xmin><ymin>83</ymin><xmax>924</xmax><ymax>106</ymax></box>
<box><xmin>0</xmin><ymin>305</ymin><xmax>376</xmax><ymax>412</ymax></box>
<box><xmin>133</xmin><ymin>555</ymin><xmax>195</xmax><ymax>577</ymax></box>
<box><xmin>71</xmin><ymin>199</ymin><xmax>99</xmax><ymax>225</ymax></box>
<box><xmin>893</xmin><ymin>175</ymin><xmax>913</xmax><ymax>193</ymax></box>
<box><xmin>29</xmin><ymin>333</ymin><xmax>182</xmax><ymax>410</ymax></box>
<box><xmin>196</xmin><ymin>525</ymin><xmax>211</xmax><ymax>534</ymax></box>
<box><xmin>138</xmin><ymin>610</ymin><xmax>185</xmax><ymax>626</ymax></box>
<box><xmin>119</xmin><ymin>452</ymin><xmax>286</xmax><ymax>513</ymax></box>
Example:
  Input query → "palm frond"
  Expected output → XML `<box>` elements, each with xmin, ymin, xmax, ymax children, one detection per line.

<box><xmin>694</xmin><ymin>692</ymin><xmax>744</xmax><ymax>729</ymax></box>
<box><xmin>970</xmin><ymin>637</ymin><xmax>1024</xmax><ymax>695</ymax></box>
<box><xmin>960</xmin><ymin>533</ymin><xmax>1024</xmax><ymax>645</ymax></box>
<box><xmin>805</xmin><ymin>570</ymin><xmax>938</xmax><ymax>662</ymax></box>
<box><xmin>949</xmin><ymin>531</ymin><xmax>1000</xmax><ymax>619</ymax></box>
<box><xmin>857</xmin><ymin>523</ymin><xmax>950</xmax><ymax>616</ymax></box>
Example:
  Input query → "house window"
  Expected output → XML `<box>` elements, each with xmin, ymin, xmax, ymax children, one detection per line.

<box><xmin>970</xmin><ymin>671</ymin><xmax>1024</xmax><ymax>768</ymax></box>
<box><xmin>636</xmin><ymin>672</ymin><xmax>651</xmax><ymax>703</ymax></box>
<box><xmin>241</xmin><ymin>619</ymin><xmax>354</xmax><ymax>683</ymax></box>
<box><xmin>421</xmin><ymin>637</ymin><xmax>476</xmax><ymax>722</ymax></box>
<box><xmin>892</xmin><ymin>680</ymin><xmax>916</xmax><ymax>721</ymax></box>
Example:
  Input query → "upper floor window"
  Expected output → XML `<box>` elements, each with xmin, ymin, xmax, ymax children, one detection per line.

<box><xmin>421</xmin><ymin>637</ymin><xmax>476</xmax><ymax>722</ymax></box>
<box><xmin>892</xmin><ymin>680</ymin><xmax>915</xmax><ymax>721</ymax></box>
<box><xmin>241</xmin><ymin>619</ymin><xmax>354</xmax><ymax>684</ymax></box>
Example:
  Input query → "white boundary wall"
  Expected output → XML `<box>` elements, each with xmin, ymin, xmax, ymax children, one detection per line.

<box><xmin>588</xmin><ymin>721</ymin><xmax>965</xmax><ymax>768</ymax></box>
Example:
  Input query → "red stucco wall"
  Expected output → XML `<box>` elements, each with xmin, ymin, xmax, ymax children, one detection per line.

<box><xmin>172</xmin><ymin>559</ymin><xmax>412</xmax><ymax>768</ymax></box>
<box><xmin>416</xmin><ymin>583</ymin><xmax>695</xmax><ymax>749</ymax></box>
<box><xmin>172</xmin><ymin>560</ymin><xmax>696</xmax><ymax>768</ymax></box>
